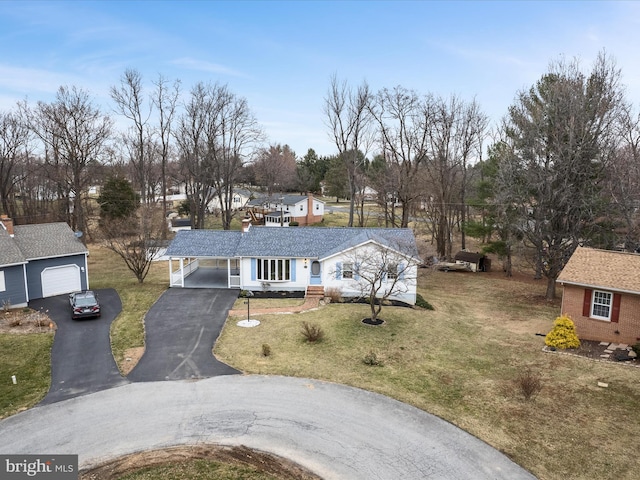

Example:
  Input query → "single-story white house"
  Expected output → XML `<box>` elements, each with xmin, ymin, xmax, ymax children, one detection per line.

<box><xmin>165</xmin><ymin>223</ymin><xmax>419</xmax><ymax>304</ymax></box>
<box><xmin>0</xmin><ymin>216</ymin><xmax>89</xmax><ymax>308</ymax></box>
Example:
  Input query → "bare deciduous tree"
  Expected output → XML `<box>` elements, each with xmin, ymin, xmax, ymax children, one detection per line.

<box><xmin>110</xmin><ymin>69</ymin><xmax>154</xmax><ymax>202</ymax></box>
<box><xmin>421</xmin><ymin>95</ymin><xmax>487</xmax><ymax>258</ymax></box>
<box><xmin>253</xmin><ymin>144</ymin><xmax>298</xmax><ymax>195</ymax></box>
<box><xmin>101</xmin><ymin>204</ymin><xmax>167</xmax><ymax>283</ymax></box>
<box><xmin>0</xmin><ymin>110</ymin><xmax>31</xmax><ymax>217</ymax></box>
<box><xmin>370</xmin><ymin>86</ymin><xmax>431</xmax><ymax>228</ymax></box>
<box><xmin>335</xmin><ymin>241</ymin><xmax>420</xmax><ymax>323</ymax></box>
<box><xmin>176</xmin><ymin>83</ymin><xmax>262</xmax><ymax>229</ymax></box>
<box><xmin>23</xmin><ymin>86</ymin><xmax>112</xmax><ymax>237</ymax></box>
<box><xmin>324</xmin><ymin>75</ymin><xmax>373</xmax><ymax>227</ymax></box>
<box><xmin>152</xmin><ymin>74</ymin><xmax>181</xmax><ymax>227</ymax></box>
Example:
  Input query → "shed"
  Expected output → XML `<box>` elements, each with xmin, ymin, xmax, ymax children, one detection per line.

<box><xmin>453</xmin><ymin>251</ymin><xmax>490</xmax><ymax>272</ymax></box>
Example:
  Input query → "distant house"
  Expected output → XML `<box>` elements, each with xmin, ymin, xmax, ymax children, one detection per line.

<box><xmin>246</xmin><ymin>194</ymin><xmax>325</xmax><ymax>226</ymax></box>
<box><xmin>0</xmin><ymin>216</ymin><xmax>89</xmax><ymax>308</ymax></box>
<box><xmin>165</xmin><ymin>224</ymin><xmax>419</xmax><ymax>305</ymax></box>
<box><xmin>557</xmin><ymin>247</ymin><xmax>640</xmax><ymax>345</ymax></box>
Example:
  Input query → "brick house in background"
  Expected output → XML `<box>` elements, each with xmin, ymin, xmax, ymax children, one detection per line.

<box><xmin>557</xmin><ymin>247</ymin><xmax>640</xmax><ymax>345</ymax></box>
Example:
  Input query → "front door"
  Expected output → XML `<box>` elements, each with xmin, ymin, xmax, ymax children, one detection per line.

<box><xmin>310</xmin><ymin>260</ymin><xmax>321</xmax><ymax>285</ymax></box>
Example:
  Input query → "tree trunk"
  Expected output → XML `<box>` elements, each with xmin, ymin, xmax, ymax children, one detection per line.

<box><xmin>545</xmin><ymin>277</ymin><xmax>556</xmax><ymax>301</ymax></box>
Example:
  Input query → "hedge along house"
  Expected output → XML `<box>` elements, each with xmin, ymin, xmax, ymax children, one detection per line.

<box><xmin>165</xmin><ymin>224</ymin><xmax>419</xmax><ymax>305</ymax></box>
<box><xmin>0</xmin><ymin>216</ymin><xmax>89</xmax><ymax>308</ymax></box>
<box><xmin>557</xmin><ymin>246</ymin><xmax>640</xmax><ymax>345</ymax></box>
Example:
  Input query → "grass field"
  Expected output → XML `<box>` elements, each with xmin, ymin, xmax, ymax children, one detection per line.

<box><xmin>215</xmin><ymin>270</ymin><xmax>640</xmax><ymax>480</ymax></box>
<box><xmin>0</xmin><ymin>333</ymin><xmax>53</xmax><ymax>418</ymax></box>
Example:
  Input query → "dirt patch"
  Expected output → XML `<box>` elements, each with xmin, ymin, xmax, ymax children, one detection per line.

<box><xmin>0</xmin><ymin>309</ymin><xmax>55</xmax><ymax>334</ymax></box>
<box><xmin>121</xmin><ymin>346</ymin><xmax>145</xmax><ymax>376</ymax></box>
<box><xmin>80</xmin><ymin>444</ymin><xmax>321</xmax><ymax>480</ymax></box>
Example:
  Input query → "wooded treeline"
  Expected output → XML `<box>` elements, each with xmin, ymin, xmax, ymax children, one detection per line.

<box><xmin>1</xmin><ymin>53</ymin><xmax>640</xmax><ymax>298</ymax></box>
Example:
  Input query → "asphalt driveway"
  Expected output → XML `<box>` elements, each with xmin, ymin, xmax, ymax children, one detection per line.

<box><xmin>0</xmin><ymin>376</ymin><xmax>536</xmax><ymax>479</ymax></box>
<box><xmin>30</xmin><ymin>288</ymin><xmax>128</xmax><ymax>405</ymax></box>
<box><xmin>128</xmin><ymin>288</ymin><xmax>240</xmax><ymax>382</ymax></box>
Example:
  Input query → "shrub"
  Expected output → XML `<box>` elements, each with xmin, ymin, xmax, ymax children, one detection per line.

<box><xmin>301</xmin><ymin>321</ymin><xmax>324</xmax><ymax>343</ymax></box>
<box><xmin>261</xmin><ymin>343</ymin><xmax>271</xmax><ymax>357</ymax></box>
<box><xmin>9</xmin><ymin>318</ymin><xmax>21</xmax><ymax>327</ymax></box>
<box><xmin>324</xmin><ymin>287</ymin><xmax>342</xmax><ymax>303</ymax></box>
<box><xmin>516</xmin><ymin>368</ymin><xmax>542</xmax><ymax>400</ymax></box>
<box><xmin>363</xmin><ymin>351</ymin><xmax>383</xmax><ymax>366</ymax></box>
<box><xmin>545</xmin><ymin>315</ymin><xmax>580</xmax><ymax>349</ymax></box>
<box><xmin>415</xmin><ymin>293</ymin><xmax>434</xmax><ymax>310</ymax></box>
<box><xmin>632</xmin><ymin>342</ymin><xmax>640</xmax><ymax>356</ymax></box>
<box><xmin>289</xmin><ymin>221</ymin><xmax>299</xmax><ymax>226</ymax></box>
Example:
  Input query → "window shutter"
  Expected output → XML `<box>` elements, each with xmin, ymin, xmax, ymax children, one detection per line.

<box><xmin>251</xmin><ymin>258</ymin><xmax>257</xmax><ymax>281</ymax></box>
<box><xmin>291</xmin><ymin>259</ymin><xmax>296</xmax><ymax>282</ymax></box>
<box><xmin>611</xmin><ymin>293</ymin><xmax>621</xmax><ymax>323</ymax></box>
<box><xmin>335</xmin><ymin>262</ymin><xmax>342</xmax><ymax>280</ymax></box>
<box><xmin>399</xmin><ymin>262</ymin><xmax>405</xmax><ymax>280</ymax></box>
<box><xmin>582</xmin><ymin>289</ymin><xmax>592</xmax><ymax>317</ymax></box>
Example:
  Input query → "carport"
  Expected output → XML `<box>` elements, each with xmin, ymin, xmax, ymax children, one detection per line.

<box><xmin>166</xmin><ymin>230</ymin><xmax>243</xmax><ymax>289</ymax></box>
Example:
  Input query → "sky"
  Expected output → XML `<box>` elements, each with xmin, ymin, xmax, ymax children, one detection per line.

<box><xmin>0</xmin><ymin>0</ymin><xmax>639</xmax><ymax>158</ymax></box>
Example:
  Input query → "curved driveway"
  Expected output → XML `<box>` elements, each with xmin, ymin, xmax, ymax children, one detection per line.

<box><xmin>0</xmin><ymin>375</ymin><xmax>535</xmax><ymax>480</ymax></box>
<box><xmin>30</xmin><ymin>288</ymin><xmax>128</xmax><ymax>404</ymax></box>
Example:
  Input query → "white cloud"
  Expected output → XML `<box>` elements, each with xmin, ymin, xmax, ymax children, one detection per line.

<box><xmin>170</xmin><ymin>57</ymin><xmax>248</xmax><ymax>78</ymax></box>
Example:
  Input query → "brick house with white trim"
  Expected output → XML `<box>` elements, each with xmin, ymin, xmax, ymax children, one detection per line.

<box><xmin>557</xmin><ymin>247</ymin><xmax>640</xmax><ymax>345</ymax></box>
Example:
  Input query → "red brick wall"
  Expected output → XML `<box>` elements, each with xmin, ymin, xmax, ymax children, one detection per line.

<box><xmin>561</xmin><ymin>284</ymin><xmax>640</xmax><ymax>344</ymax></box>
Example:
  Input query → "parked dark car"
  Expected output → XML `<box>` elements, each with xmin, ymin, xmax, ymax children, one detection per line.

<box><xmin>69</xmin><ymin>291</ymin><xmax>101</xmax><ymax>319</ymax></box>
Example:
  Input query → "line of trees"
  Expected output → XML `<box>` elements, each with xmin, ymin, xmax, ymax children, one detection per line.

<box><xmin>1</xmin><ymin>53</ymin><xmax>640</xmax><ymax>298</ymax></box>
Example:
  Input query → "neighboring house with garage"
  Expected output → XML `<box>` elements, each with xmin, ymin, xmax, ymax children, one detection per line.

<box><xmin>0</xmin><ymin>216</ymin><xmax>89</xmax><ymax>308</ymax></box>
<box><xmin>557</xmin><ymin>246</ymin><xmax>640</xmax><ymax>345</ymax></box>
<box><xmin>165</xmin><ymin>223</ymin><xmax>419</xmax><ymax>304</ymax></box>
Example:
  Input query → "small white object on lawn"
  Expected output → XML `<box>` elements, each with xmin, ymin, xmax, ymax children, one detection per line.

<box><xmin>11</xmin><ymin>375</ymin><xmax>16</xmax><ymax>384</ymax></box>
<box><xmin>237</xmin><ymin>319</ymin><xmax>260</xmax><ymax>328</ymax></box>
<box><xmin>597</xmin><ymin>382</ymin><xmax>608</xmax><ymax>388</ymax></box>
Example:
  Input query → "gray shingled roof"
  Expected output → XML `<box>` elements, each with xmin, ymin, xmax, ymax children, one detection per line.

<box><xmin>12</xmin><ymin>223</ymin><xmax>88</xmax><ymax>260</ymax></box>
<box><xmin>0</xmin><ymin>228</ymin><xmax>26</xmax><ymax>266</ymax></box>
<box><xmin>1</xmin><ymin>222</ymin><xmax>87</xmax><ymax>266</ymax></box>
<box><xmin>165</xmin><ymin>230</ymin><xmax>243</xmax><ymax>257</ymax></box>
<box><xmin>166</xmin><ymin>226</ymin><xmax>419</xmax><ymax>260</ymax></box>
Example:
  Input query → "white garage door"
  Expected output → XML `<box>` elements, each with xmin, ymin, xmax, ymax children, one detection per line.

<box><xmin>41</xmin><ymin>265</ymin><xmax>82</xmax><ymax>297</ymax></box>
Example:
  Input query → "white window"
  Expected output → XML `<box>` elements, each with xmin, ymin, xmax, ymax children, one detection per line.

<box><xmin>0</xmin><ymin>270</ymin><xmax>5</xmax><ymax>292</ymax></box>
<box><xmin>257</xmin><ymin>259</ymin><xmax>290</xmax><ymax>281</ymax></box>
<box><xmin>592</xmin><ymin>290</ymin><xmax>612</xmax><ymax>321</ymax></box>
<box><xmin>386</xmin><ymin>263</ymin><xmax>398</xmax><ymax>280</ymax></box>
<box><xmin>342</xmin><ymin>263</ymin><xmax>353</xmax><ymax>279</ymax></box>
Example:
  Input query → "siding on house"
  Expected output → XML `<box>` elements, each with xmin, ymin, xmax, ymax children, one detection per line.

<box><xmin>0</xmin><ymin>265</ymin><xmax>28</xmax><ymax>307</ymax></box>
<box><xmin>24</xmin><ymin>255</ymin><xmax>88</xmax><ymax>300</ymax></box>
<box><xmin>561</xmin><ymin>284</ymin><xmax>640</xmax><ymax>344</ymax></box>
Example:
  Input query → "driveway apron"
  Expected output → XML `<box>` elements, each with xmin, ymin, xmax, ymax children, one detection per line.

<box><xmin>30</xmin><ymin>288</ymin><xmax>128</xmax><ymax>405</ymax></box>
<box><xmin>128</xmin><ymin>288</ymin><xmax>240</xmax><ymax>382</ymax></box>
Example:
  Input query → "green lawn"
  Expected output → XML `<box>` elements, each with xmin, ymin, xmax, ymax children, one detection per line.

<box><xmin>0</xmin><ymin>333</ymin><xmax>53</xmax><ymax>418</ymax></box>
<box><xmin>215</xmin><ymin>270</ymin><xmax>640</xmax><ymax>480</ymax></box>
